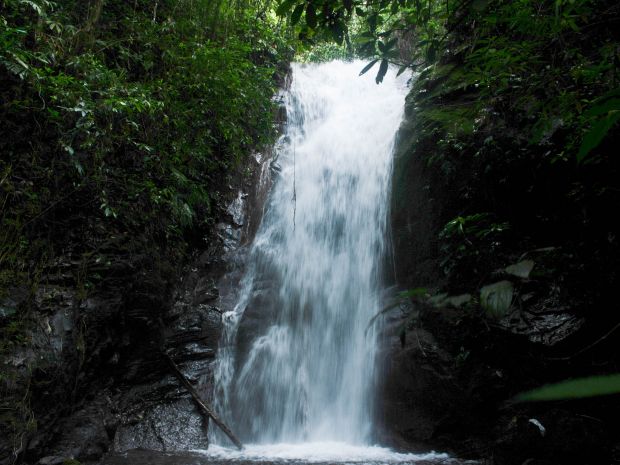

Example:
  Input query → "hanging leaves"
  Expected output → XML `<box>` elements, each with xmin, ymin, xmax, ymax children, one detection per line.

<box><xmin>306</xmin><ymin>3</ymin><xmax>317</xmax><ymax>28</ymax></box>
<box><xmin>276</xmin><ymin>0</ymin><xmax>297</xmax><ymax>16</ymax></box>
<box><xmin>375</xmin><ymin>59</ymin><xmax>388</xmax><ymax>84</ymax></box>
<box><xmin>359</xmin><ymin>59</ymin><xmax>379</xmax><ymax>76</ymax></box>
<box><xmin>291</xmin><ymin>4</ymin><xmax>305</xmax><ymax>25</ymax></box>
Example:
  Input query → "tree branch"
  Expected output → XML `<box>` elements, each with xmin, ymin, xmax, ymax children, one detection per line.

<box><xmin>162</xmin><ymin>352</ymin><xmax>243</xmax><ymax>450</ymax></box>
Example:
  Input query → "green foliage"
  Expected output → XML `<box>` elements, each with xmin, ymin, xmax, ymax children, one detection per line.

<box><xmin>0</xmin><ymin>0</ymin><xmax>293</xmax><ymax>455</ymax></box>
<box><xmin>0</xmin><ymin>0</ymin><xmax>292</xmax><ymax>290</ymax></box>
<box><xmin>276</xmin><ymin>0</ymin><xmax>619</xmax><ymax>163</ymax></box>
<box><xmin>439</xmin><ymin>213</ymin><xmax>511</xmax><ymax>279</ymax></box>
<box><xmin>517</xmin><ymin>374</ymin><xmax>620</xmax><ymax>402</ymax></box>
<box><xmin>578</xmin><ymin>89</ymin><xmax>620</xmax><ymax>162</ymax></box>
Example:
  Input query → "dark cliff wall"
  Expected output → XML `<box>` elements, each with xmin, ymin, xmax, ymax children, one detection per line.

<box><xmin>0</xmin><ymin>85</ymin><xmax>288</xmax><ymax>464</ymax></box>
<box><xmin>383</xmin><ymin>52</ymin><xmax>620</xmax><ymax>465</ymax></box>
<box><xmin>390</xmin><ymin>93</ymin><xmax>459</xmax><ymax>291</ymax></box>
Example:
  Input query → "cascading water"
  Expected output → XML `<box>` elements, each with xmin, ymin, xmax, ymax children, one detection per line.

<box><xmin>207</xmin><ymin>61</ymin><xmax>449</xmax><ymax>463</ymax></box>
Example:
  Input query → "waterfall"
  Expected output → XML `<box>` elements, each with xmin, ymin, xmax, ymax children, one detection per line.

<box><xmin>212</xmin><ymin>60</ymin><xmax>409</xmax><ymax>447</ymax></box>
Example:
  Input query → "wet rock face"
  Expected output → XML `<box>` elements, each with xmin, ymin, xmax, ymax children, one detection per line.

<box><xmin>385</xmin><ymin>91</ymin><xmax>618</xmax><ymax>463</ymax></box>
<box><xmin>389</xmin><ymin>109</ymin><xmax>456</xmax><ymax>290</ymax></box>
<box><xmin>41</xmin><ymin>403</ymin><xmax>113</xmax><ymax>462</ymax></box>
<box><xmin>377</xmin><ymin>317</ymin><xmax>460</xmax><ymax>449</ymax></box>
<box><xmin>0</xmin><ymin>281</ymin><xmax>120</xmax><ymax>465</ymax></box>
<box><xmin>0</xmin><ymin>132</ymin><xmax>280</xmax><ymax>464</ymax></box>
<box><xmin>109</xmin><ymin>141</ymin><xmax>279</xmax><ymax>454</ymax></box>
<box><xmin>493</xmin><ymin>410</ymin><xmax>611</xmax><ymax>465</ymax></box>
<box><xmin>109</xmin><ymin>264</ymin><xmax>223</xmax><ymax>454</ymax></box>
<box><xmin>378</xmin><ymin>302</ymin><xmax>616</xmax><ymax>463</ymax></box>
<box><xmin>113</xmin><ymin>398</ymin><xmax>209</xmax><ymax>452</ymax></box>
<box><xmin>235</xmin><ymin>284</ymin><xmax>281</xmax><ymax>370</ymax></box>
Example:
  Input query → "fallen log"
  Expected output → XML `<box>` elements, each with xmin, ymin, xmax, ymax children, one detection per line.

<box><xmin>162</xmin><ymin>352</ymin><xmax>244</xmax><ymax>450</ymax></box>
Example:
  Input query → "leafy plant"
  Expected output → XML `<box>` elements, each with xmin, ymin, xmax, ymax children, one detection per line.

<box><xmin>439</xmin><ymin>213</ymin><xmax>511</xmax><ymax>280</ymax></box>
<box><xmin>577</xmin><ymin>89</ymin><xmax>620</xmax><ymax>162</ymax></box>
<box><xmin>517</xmin><ymin>374</ymin><xmax>620</xmax><ymax>402</ymax></box>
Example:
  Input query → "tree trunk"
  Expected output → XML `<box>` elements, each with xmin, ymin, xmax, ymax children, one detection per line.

<box><xmin>162</xmin><ymin>352</ymin><xmax>244</xmax><ymax>450</ymax></box>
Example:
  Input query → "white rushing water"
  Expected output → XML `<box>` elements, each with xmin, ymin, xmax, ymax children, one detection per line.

<box><xmin>206</xmin><ymin>61</ymin><xmax>443</xmax><ymax>463</ymax></box>
<box><xmin>201</xmin><ymin>443</ymin><xmax>451</xmax><ymax>463</ymax></box>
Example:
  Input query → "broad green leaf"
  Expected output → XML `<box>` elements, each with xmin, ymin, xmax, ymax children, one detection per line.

<box><xmin>584</xmin><ymin>98</ymin><xmax>620</xmax><ymax>117</ymax></box>
<box><xmin>276</xmin><ymin>0</ymin><xmax>296</xmax><ymax>16</ymax></box>
<box><xmin>306</xmin><ymin>3</ymin><xmax>317</xmax><ymax>28</ymax></box>
<box><xmin>480</xmin><ymin>280</ymin><xmax>513</xmax><ymax>319</ymax></box>
<box><xmin>368</xmin><ymin>13</ymin><xmax>378</xmax><ymax>32</ymax></box>
<box><xmin>517</xmin><ymin>374</ymin><xmax>620</xmax><ymax>401</ymax></box>
<box><xmin>20</xmin><ymin>0</ymin><xmax>43</xmax><ymax>15</ymax></box>
<box><xmin>426</xmin><ymin>44</ymin><xmax>436</xmax><ymax>62</ymax></box>
<box><xmin>584</xmin><ymin>89</ymin><xmax>620</xmax><ymax>115</ymax></box>
<box><xmin>396</xmin><ymin>65</ymin><xmax>409</xmax><ymax>77</ymax></box>
<box><xmin>359</xmin><ymin>59</ymin><xmax>379</xmax><ymax>76</ymax></box>
<box><xmin>505</xmin><ymin>260</ymin><xmax>535</xmax><ymax>279</ymax></box>
<box><xmin>291</xmin><ymin>4</ymin><xmax>305</xmax><ymax>25</ymax></box>
<box><xmin>13</xmin><ymin>55</ymin><xmax>29</xmax><ymax>70</ymax></box>
<box><xmin>331</xmin><ymin>22</ymin><xmax>345</xmax><ymax>44</ymax></box>
<box><xmin>577</xmin><ymin>113</ymin><xmax>620</xmax><ymax>162</ymax></box>
<box><xmin>375</xmin><ymin>59</ymin><xmax>388</xmax><ymax>84</ymax></box>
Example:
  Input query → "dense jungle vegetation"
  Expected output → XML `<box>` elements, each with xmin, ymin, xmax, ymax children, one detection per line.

<box><xmin>1</xmin><ymin>0</ymin><xmax>620</xmax><ymax>462</ymax></box>
<box><xmin>282</xmin><ymin>0</ymin><xmax>620</xmax><ymax>364</ymax></box>
<box><xmin>0</xmin><ymin>0</ymin><xmax>291</xmax><ymax>303</ymax></box>
<box><xmin>1</xmin><ymin>0</ymin><xmax>292</xmax><ymax>459</ymax></box>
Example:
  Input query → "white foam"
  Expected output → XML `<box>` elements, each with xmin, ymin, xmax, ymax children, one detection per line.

<box><xmin>195</xmin><ymin>442</ymin><xmax>450</xmax><ymax>463</ymax></box>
